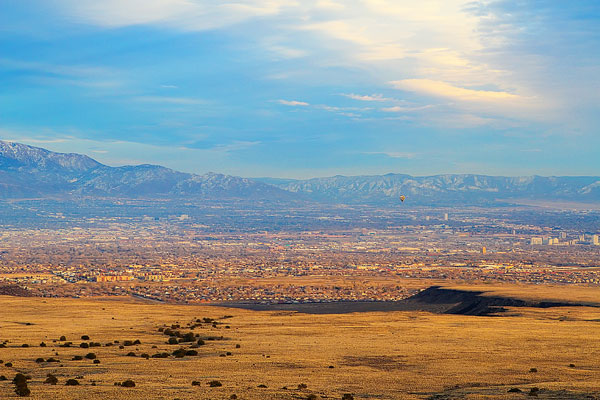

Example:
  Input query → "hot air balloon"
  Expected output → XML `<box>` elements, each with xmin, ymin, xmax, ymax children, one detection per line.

<box><xmin>400</xmin><ymin>195</ymin><xmax>405</xmax><ymax>202</ymax></box>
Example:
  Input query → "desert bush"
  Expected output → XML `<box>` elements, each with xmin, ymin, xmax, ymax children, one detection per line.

<box><xmin>35</xmin><ymin>357</ymin><xmax>44</xmax><ymax>363</ymax></box>
<box><xmin>173</xmin><ymin>348</ymin><xmax>186</xmax><ymax>358</ymax></box>
<box><xmin>81</xmin><ymin>335</ymin><xmax>90</xmax><ymax>340</ymax></box>
<box><xmin>65</xmin><ymin>379</ymin><xmax>79</xmax><ymax>386</ymax></box>
<box><xmin>0</xmin><ymin>375</ymin><xmax>7</xmax><ymax>381</ymax></box>
<box><xmin>59</xmin><ymin>336</ymin><xmax>66</xmax><ymax>341</ymax></box>
<box><xmin>529</xmin><ymin>368</ymin><xmax>538</xmax><ymax>373</ymax></box>
<box><xmin>72</xmin><ymin>355</ymin><xmax>83</xmax><ymax>360</ymax></box>
<box><xmin>133</xmin><ymin>339</ymin><xmax>141</xmax><ymax>345</ymax></box>
<box><xmin>45</xmin><ymin>374</ymin><xmax>58</xmax><ymax>385</ymax></box>
<box><xmin>298</xmin><ymin>383</ymin><xmax>307</xmax><ymax>389</ymax></box>
<box><xmin>21</xmin><ymin>344</ymin><xmax>29</xmax><ymax>348</ymax></box>
<box><xmin>80</xmin><ymin>343</ymin><xmax>89</xmax><ymax>348</ymax></box>
<box><xmin>126</xmin><ymin>352</ymin><xmax>136</xmax><ymax>357</ymax></box>
<box><xmin>235</xmin><ymin>344</ymin><xmax>240</xmax><ymax>348</ymax></box>
<box><xmin>14</xmin><ymin>385</ymin><xmax>30</xmax><ymax>397</ymax></box>
<box><xmin>46</xmin><ymin>358</ymin><xmax>59</xmax><ymax>363</ymax></box>
<box><xmin>141</xmin><ymin>353</ymin><xmax>150</xmax><ymax>359</ymax></box>
<box><xmin>185</xmin><ymin>350</ymin><xmax>198</xmax><ymax>356</ymax></box>
<box><xmin>121</xmin><ymin>379</ymin><xmax>135</xmax><ymax>387</ymax></box>
<box><xmin>342</xmin><ymin>394</ymin><xmax>354</xmax><ymax>400</ymax></box>
<box><xmin>197</xmin><ymin>339</ymin><xmax>205</xmax><ymax>346</ymax></box>
<box><xmin>123</xmin><ymin>340</ymin><xmax>134</xmax><ymax>346</ymax></box>
<box><xmin>5</xmin><ymin>362</ymin><xmax>13</xmax><ymax>367</ymax></box>
<box><xmin>13</xmin><ymin>373</ymin><xmax>29</xmax><ymax>386</ymax></box>
<box><xmin>226</xmin><ymin>352</ymin><xmax>232</xmax><ymax>356</ymax></box>
<box><xmin>152</xmin><ymin>352</ymin><xmax>169</xmax><ymax>358</ymax></box>
<box><xmin>60</xmin><ymin>342</ymin><xmax>72</xmax><ymax>348</ymax></box>
<box><xmin>306</xmin><ymin>395</ymin><xmax>317</xmax><ymax>400</ymax></box>
<box><xmin>85</xmin><ymin>353</ymin><xmax>97</xmax><ymax>360</ymax></box>
<box><xmin>529</xmin><ymin>387</ymin><xmax>540</xmax><ymax>396</ymax></box>
<box><xmin>230</xmin><ymin>395</ymin><xmax>238</xmax><ymax>399</ymax></box>
<box><xmin>569</xmin><ymin>363</ymin><xmax>575</xmax><ymax>368</ymax></box>
<box><xmin>191</xmin><ymin>381</ymin><xmax>201</xmax><ymax>386</ymax></box>
<box><xmin>39</xmin><ymin>342</ymin><xmax>46</xmax><ymax>347</ymax></box>
<box><xmin>508</xmin><ymin>388</ymin><xmax>522</xmax><ymax>393</ymax></box>
<box><xmin>93</xmin><ymin>359</ymin><xmax>100</xmax><ymax>364</ymax></box>
<box><xmin>168</xmin><ymin>337</ymin><xmax>178</xmax><ymax>345</ymax></box>
<box><xmin>90</xmin><ymin>342</ymin><xmax>101</xmax><ymax>347</ymax></box>
<box><xmin>208</xmin><ymin>380</ymin><xmax>222</xmax><ymax>387</ymax></box>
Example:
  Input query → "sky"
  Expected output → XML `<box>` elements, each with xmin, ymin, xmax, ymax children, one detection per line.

<box><xmin>1</xmin><ymin>1</ymin><xmax>599</xmax><ymax>178</ymax></box>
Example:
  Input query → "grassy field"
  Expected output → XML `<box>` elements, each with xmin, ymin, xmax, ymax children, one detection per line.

<box><xmin>0</xmin><ymin>284</ymin><xmax>599</xmax><ymax>399</ymax></box>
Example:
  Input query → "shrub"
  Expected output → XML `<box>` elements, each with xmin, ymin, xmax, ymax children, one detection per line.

<box><xmin>342</xmin><ymin>394</ymin><xmax>354</xmax><ymax>400</ymax></box>
<box><xmin>508</xmin><ymin>388</ymin><xmax>522</xmax><ymax>393</ymax></box>
<box><xmin>72</xmin><ymin>355</ymin><xmax>83</xmax><ymax>360</ymax></box>
<box><xmin>173</xmin><ymin>349</ymin><xmax>186</xmax><ymax>358</ymax></box>
<box><xmin>5</xmin><ymin>362</ymin><xmax>13</xmax><ymax>367</ymax></box>
<box><xmin>85</xmin><ymin>353</ymin><xmax>97</xmax><ymax>360</ymax></box>
<box><xmin>40</xmin><ymin>342</ymin><xmax>47</xmax><ymax>347</ymax></box>
<box><xmin>81</xmin><ymin>335</ymin><xmax>90</xmax><ymax>340</ymax></box>
<box><xmin>569</xmin><ymin>363</ymin><xmax>575</xmax><ymax>368</ymax></box>
<box><xmin>13</xmin><ymin>373</ymin><xmax>29</xmax><ymax>386</ymax></box>
<box><xmin>121</xmin><ymin>379</ymin><xmax>135</xmax><ymax>387</ymax></box>
<box><xmin>230</xmin><ymin>395</ymin><xmax>238</xmax><ymax>400</ymax></box>
<box><xmin>93</xmin><ymin>359</ymin><xmax>100</xmax><ymax>364</ymax></box>
<box><xmin>21</xmin><ymin>344</ymin><xmax>29</xmax><ymax>348</ymax></box>
<box><xmin>168</xmin><ymin>337</ymin><xmax>178</xmax><ymax>345</ymax></box>
<box><xmin>151</xmin><ymin>352</ymin><xmax>169</xmax><ymax>358</ymax></box>
<box><xmin>14</xmin><ymin>385</ymin><xmax>30</xmax><ymax>397</ymax></box>
<box><xmin>191</xmin><ymin>381</ymin><xmax>201</xmax><ymax>386</ymax></box>
<box><xmin>80</xmin><ymin>343</ymin><xmax>89</xmax><ymax>348</ymax></box>
<box><xmin>123</xmin><ymin>340</ymin><xmax>134</xmax><ymax>346</ymax></box>
<box><xmin>45</xmin><ymin>374</ymin><xmax>58</xmax><ymax>385</ymax></box>
<box><xmin>197</xmin><ymin>339</ymin><xmax>205</xmax><ymax>346</ymax></box>
<box><xmin>65</xmin><ymin>379</ymin><xmax>79</xmax><ymax>386</ymax></box>
<box><xmin>59</xmin><ymin>336</ymin><xmax>66</xmax><ymax>341</ymax></box>
<box><xmin>133</xmin><ymin>339</ymin><xmax>141</xmax><ymax>345</ymax></box>
<box><xmin>90</xmin><ymin>342</ymin><xmax>101</xmax><ymax>347</ymax></box>
<box><xmin>306</xmin><ymin>395</ymin><xmax>317</xmax><ymax>400</ymax></box>
<box><xmin>298</xmin><ymin>383</ymin><xmax>307</xmax><ymax>389</ymax></box>
<box><xmin>186</xmin><ymin>350</ymin><xmax>198</xmax><ymax>356</ymax></box>
<box><xmin>46</xmin><ymin>358</ymin><xmax>59</xmax><ymax>363</ymax></box>
<box><xmin>126</xmin><ymin>352</ymin><xmax>136</xmax><ymax>357</ymax></box>
<box><xmin>35</xmin><ymin>358</ymin><xmax>45</xmax><ymax>363</ymax></box>
<box><xmin>235</xmin><ymin>344</ymin><xmax>240</xmax><ymax>349</ymax></box>
<box><xmin>0</xmin><ymin>375</ymin><xmax>7</xmax><ymax>381</ymax></box>
<box><xmin>529</xmin><ymin>368</ymin><xmax>538</xmax><ymax>373</ymax></box>
<box><xmin>208</xmin><ymin>380</ymin><xmax>222</xmax><ymax>387</ymax></box>
<box><xmin>141</xmin><ymin>353</ymin><xmax>150</xmax><ymax>359</ymax></box>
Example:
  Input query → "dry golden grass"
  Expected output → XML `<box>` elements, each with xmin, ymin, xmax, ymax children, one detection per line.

<box><xmin>0</xmin><ymin>284</ymin><xmax>599</xmax><ymax>399</ymax></box>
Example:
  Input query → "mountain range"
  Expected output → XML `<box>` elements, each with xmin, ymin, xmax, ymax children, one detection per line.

<box><xmin>1</xmin><ymin>140</ymin><xmax>599</xmax><ymax>205</ymax></box>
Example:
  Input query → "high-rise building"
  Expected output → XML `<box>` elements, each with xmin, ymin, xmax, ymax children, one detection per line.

<box><xmin>593</xmin><ymin>234</ymin><xmax>600</xmax><ymax>245</ymax></box>
<box><xmin>443</xmin><ymin>213</ymin><xmax>448</xmax><ymax>221</ymax></box>
<box><xmin>531</xmin><ymin>237</ymin><xmax>543</xmax><ymax>245</ymax></box>
<box><xmin>481</xmin><ymin>246</ymin><xmax>486</xmax><ymax>254</ymax></box>
<box><xmin>559</xmin><ymin>232</ymin><xmax>567</xmax><ymax>239</ymax></box>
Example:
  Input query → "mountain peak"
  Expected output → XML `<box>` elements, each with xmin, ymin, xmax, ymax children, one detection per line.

<box><xmin>0</xmin><ymin>140</ymin><xmax>103</xmax><ymax>172</ymax></box>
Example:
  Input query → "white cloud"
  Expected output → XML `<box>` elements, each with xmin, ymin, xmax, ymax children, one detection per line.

<box><xmin>135</xmin><ymin>96</ymin><xmax>206</xmax><ymax>105</ymax></box>
<box><xmin>391</xmin><ymin>79</ymin><xmax>520</xmax><ymax>102</ymax></box>
<box><xmin>277</xmin><ymin>99</ymin><xmax>309</xmax><ymax>106</ymax></box>
<box><xmin>342</xmin><ymin>93</ymin><xmax>393</xmax><ymax>102</ymax></box>
<box><xmin>364</xmin><ymin>151</ymin><xmax>416</xmax><ymax>159</ymax></box>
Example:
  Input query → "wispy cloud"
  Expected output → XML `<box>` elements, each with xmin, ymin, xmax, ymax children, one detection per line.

<box><xmin>391</xmin><ymin>79</ymin><xmax>520</xmax><ymax>102</ymax></box>
<box><xmin>364</xmin><ymin>151</ymin><xmax>416</xmax><ymax>159</ymax></box>
<box><xmin>277</xmin><ymin>99</ymin><xmax>309</xmax><ymax>106</ymax></box>
<box><xmin>342</xmin><ymin>93</ymin><xmax>393</xmax><ymax>102</ymax></box>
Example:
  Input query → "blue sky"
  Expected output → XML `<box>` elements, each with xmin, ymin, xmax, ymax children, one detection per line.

<box><xmin>1</xmin><ymin>1</ymin><xmax>599</xmax><ymax>178</ymax></box>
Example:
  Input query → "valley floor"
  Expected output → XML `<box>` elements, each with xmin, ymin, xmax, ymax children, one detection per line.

<box><xmin>1</xmin><ymin>284</ymin><xmax>599</xmax><ymax>399</ymax></box>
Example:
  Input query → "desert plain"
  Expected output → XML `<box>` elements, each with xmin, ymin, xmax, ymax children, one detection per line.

<box><xmin>1</xmin><ymin>283</ymin><xmax>600</xmax><ymax>400</ymax></box>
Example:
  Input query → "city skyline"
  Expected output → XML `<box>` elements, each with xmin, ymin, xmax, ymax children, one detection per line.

<box><xmin>1</xmin><ymin>1</ymin><xmax>599</xmax><ymax>178</ymax></box>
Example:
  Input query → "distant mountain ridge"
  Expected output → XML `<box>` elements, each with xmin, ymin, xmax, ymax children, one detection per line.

<box><xmin>0</xmin><ymin>140</ymin><xmax>290</xmax><ymax>199</ymax></box>
<box><xmin>1</xmin><ymin>140</ymin><xmax>599</xmax><ymax>204</ymax></box>
<box><xmin>259</xmin><ymin>173</ymin><xmax>600</xmax><ymax>205</ymax></box>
